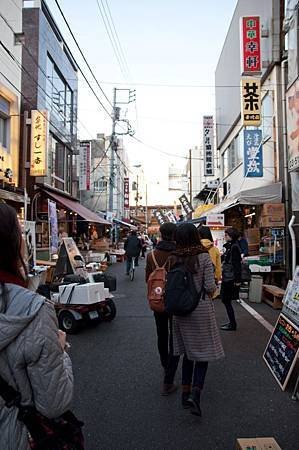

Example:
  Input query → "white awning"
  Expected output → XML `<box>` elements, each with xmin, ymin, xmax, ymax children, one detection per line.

<box><xmin>199</xmin><ymin>182</ymin><xmax>282</xmax><ymax>216</ymax></box>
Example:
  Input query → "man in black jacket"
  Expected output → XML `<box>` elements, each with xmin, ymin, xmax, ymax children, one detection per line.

<box><xmin>124</xmin><ymin>230</ymin><xmax>142</xmax><ymax>275</ymax></box>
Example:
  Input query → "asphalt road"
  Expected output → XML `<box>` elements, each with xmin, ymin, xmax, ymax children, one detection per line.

<box><xmin>69</xmin><ymin>259</ymin><xmax>298</xmax><ymax>450</ymax></box>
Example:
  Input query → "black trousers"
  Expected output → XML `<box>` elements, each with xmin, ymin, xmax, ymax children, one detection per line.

<box><xmin>182</xmin><ymin>356</ymin><xmax>208</xmax><ymax>389</ymax></box>
<box><xmin>154</xmin><ymin>312</ymin><xmax>180</xmax><ymax>384</ymax></box>
<box><xmin>221</xmin><ymin>281</ymin><xmax>239</xmax><ymax>326</ymax></box>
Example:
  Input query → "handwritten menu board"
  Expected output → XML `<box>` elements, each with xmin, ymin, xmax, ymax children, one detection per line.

<box><xmin>263</xmin><ymin>314</ymin><xmax>299</xmax><ymax>390</ymax></box>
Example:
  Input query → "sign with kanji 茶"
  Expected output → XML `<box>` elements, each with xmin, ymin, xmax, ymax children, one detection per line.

<box><xmin>240</xmin><ymin>16</ymin><xmax>261</xmax><ymax>74</ymax></box>
<box><xmin>241</xmin><ymin>78</ymin><xmax>261</xmax><ymax>126</ymax></box>
<box><xmin>244</xmin><ymin>129</ymin><xmax>263</xmax><ymax>177</ymax></box>
<box><xmin>179</xmin><ymin>194</ymin><xmax>194</xmax><ymax>215</ymax></box>
<box><xmin>203</xmin><ymin>115</ymin><xmax>214</xmax><ymax>177</ymax></box>
<box><xmin>124</xmin><ymin>177</ymin><xmax>130</xmax><ymax>209</ymax></box>
<box><xmin>30</xmin><ymin>110</ymin><xmax>48</xmax><ymax>176</ymax></box>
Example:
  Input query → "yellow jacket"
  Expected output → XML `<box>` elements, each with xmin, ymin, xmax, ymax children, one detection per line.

<box><xmin>201</xmin><ymin>239</ymin><xmax>222</xmax><ymax>282</ymax></box>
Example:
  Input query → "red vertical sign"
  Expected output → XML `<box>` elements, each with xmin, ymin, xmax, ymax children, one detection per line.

<box><xmin>124</xmin><ymin>177</ymin><xmax>129</xmax><ymax>209</ymax></box>
<box><xmin>240</xmin><ymin>16</ymin><xmax>261</xmax><ymax>74</ymax></box>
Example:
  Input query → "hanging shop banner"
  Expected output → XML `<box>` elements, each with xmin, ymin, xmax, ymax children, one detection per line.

<box><xmin>203</xmin><ymin>115</ymin><xmax>214</xmax><ymax>177</ymax></box>
<box><xmin>79</xmin><ymin>141</ymin><xmax>91</xmax><ymax>191</ymax></box>
<box><xmin>286</xmin><ymin>82</ymin><xmax>299</xmax><ymax>171</ymax></box>
<box><xmin>30</xmin><ymin>110</ymin><xmax>48</xmax><ymax>176</ymax></box>
<box><xmin>263</xmin><ymin>313</ymin><xmax>299</xmax><ymax>390</ymax></box>
<box><xmin>240</xmin><ymin>16</ymin><xmax>261</xmax><ymax>75</ymax></box>
<box><xmin>164</xmin><ymin>210</ymin><xmax>177</xmax><ymax>223</ymax></box>
<box><xmin>243</xmin><ymin>129</ymin><xmax>263</xmax><ymax>177</ymax></box>
<box><xmin>22</xmin><ymin>221</ymin><xmax>36</xmax><ymax>272</ymax></box>
<box><xmin>124</xmin><ymin>177</ymin><xmax>130</xmax><ymax>209</ymax></box>
<box><xmin>154</xmin><ymin>209</ymin><xmax>167</xmax><ymax>225</ymax></box>
<box><xmin>48</xmin><ymin>200</ymin><xmax>59</xmax><ymax>255</ymax></box>
<box><xmin>179</xmin><ymin>194</ymin><xmax>194</xmax><ymax>215</ymax></box>
<box><xmin>241</xmin><ymin>78</ymin><xmax>261</xmax><ymax>127</ymax></box>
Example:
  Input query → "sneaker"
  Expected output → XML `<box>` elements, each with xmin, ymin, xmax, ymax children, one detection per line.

<box><xmin>181</xmin><ymin>392</ymin><xmax>192</xmax><ymax>409</ymax></box>
<box><xmin>220</xmin><ymin>323</ymin><xmax>237</xmax><ymax>331</ymax></box>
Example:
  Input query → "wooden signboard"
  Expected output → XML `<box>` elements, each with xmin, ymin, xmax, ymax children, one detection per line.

<box><xmin>263</xmin><ymin>313</ymin><xmax>299</xmax><ymax>390</ymax></box>
<box><xmin>53</xmin><ymin>238</ymin><xmax>84</xmax><ymax>280</ymax></box>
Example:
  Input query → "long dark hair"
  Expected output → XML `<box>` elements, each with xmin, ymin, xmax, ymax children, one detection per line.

<box><xmin>198</xmin><ymin>226</ymin><xmax>213</xmax><ymax>242</ymax></box>
<box><xmin>172</xmin><ymin>223</ymin><xmax>206</xmax><ymax>273</ymax></box>
<box><xmin>0</xmin><ymin>203</ymin><xmax>28</xmax><ymax>282</ymax></box>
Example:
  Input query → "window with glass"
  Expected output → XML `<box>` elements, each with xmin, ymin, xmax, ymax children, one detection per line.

<box><xmin>46</xmin><ymin>54</ymin><xmax>73</xmax><ymax>135</ymax></box>
<box><xmin>221</xmin><ymin>133</ymin><xmax>243</xmax><ymax>178</ymax></box>
<box><xmin>0</xmin><ymin>116</ymin><xmax>8</xmax><ymax>148</ymax></box>
<box><xmin>94</xmin><ymin>179</ymin><xmax>107</xmax><ymax>192</ymax></box>
<box><xmin>50</xmin><ymin>136</ymin><xmax>73</xmax><ymax>193</ymax></box>
<box><xmin>262</xmin><ymin>93</ymin><xmax>273</xmax><ymax>142</ymax></box>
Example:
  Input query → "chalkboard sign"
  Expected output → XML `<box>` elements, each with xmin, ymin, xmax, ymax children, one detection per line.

<box><xmin>263</xmin><ymin>314</ymin><xmax>299</xmax><ymax>390</ymax></box>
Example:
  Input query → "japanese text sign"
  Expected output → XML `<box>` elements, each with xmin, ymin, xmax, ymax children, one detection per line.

<box><xmin>79</xmin><ymin>141</ymin><xmax>91</xmax><ymax>191</ymax></box>
<box><xmin>48</xmin><ymin>200</ymin><xmax>58</xmax><ymax>255</ymax></box>
<box><xmin>30</xmin><ymin>110</ymin><xmax>48</xmax><ymax>177</ymax></box>
<box><xmin>203</xmin><ymin>115</ymin><xmax>214</xmax><ymax>177</ymax></box>
<box><xmin>165</xmin><ymin>210</ymin><xmax>177</xmax><ymax>223</ymax></box>
<box><xmin>240</xmin><ymin>16</ymin><xmax>261</xmax><ymax>74</ymax></box>
<box><xmin>154</xmin><ymin>209</ymin><xmax>166</xmax><ymax>225</ymax></box>
<box><xmin>179</xmin><ymin>194</ymin><xmax>194</xmax><ymax>215</ymax></box>
<box><xmin>124</xmin><ymin>177</ymin><xmax>130</xmax><ymax>209</ymax></box>
<box><xmin>286</xmin><ymin>82</ymin><xmax>299</xmax><ymax>171</ymax></box>
<box><xmin>282</xmin><ymin>266</ymin><xmax>299</xmax><ymax>326</ymax></box>
<box><xmin>244</xmin><ymin>129</ymin><xmax>263</xmax><ymax>177</ymax></box>
<box><xmin>241</xmin><ymin>78</ymin><xmax>261</xmax><ymax>126</ymax></box>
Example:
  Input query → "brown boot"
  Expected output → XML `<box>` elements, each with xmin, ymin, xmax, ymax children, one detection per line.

<box><xmin>161</xmin><ymin>384</ymin><xmax>178</xmax><ymax>396</ymax></box>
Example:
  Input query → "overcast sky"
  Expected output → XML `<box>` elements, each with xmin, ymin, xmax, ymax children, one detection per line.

<box><xmin>47</xmin><ymin>0</ymin><xmax>237</xmax><ymax>204</ymax></box>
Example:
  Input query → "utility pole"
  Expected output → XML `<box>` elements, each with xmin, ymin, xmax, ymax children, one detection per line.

<box><xmin>108</xmin><ymin>88</ymin><xmax>117</xmax><ymax>213</ymax></box>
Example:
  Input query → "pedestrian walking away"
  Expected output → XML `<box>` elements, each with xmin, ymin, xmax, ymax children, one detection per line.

<box><xmin>145</xmin><ymin>222</ymin><xmax>180</xmax><ymax>396</ymax></box>
<box><xmin>0</xmin><ymin>204</ymin><xmax>80</xmax><ymax>450</ymax></box>
<box><xmin>124</xmin><ymin>230</ymin><xmax>142</xmax><ymax>275</ymax></box>
<box><xmin>221</xmin><ymin>227</ymin><xmax>242</xmax><ymax>331</ymax></box>
<box><xmin>169</xmin><ymin>223</ymin><xmax>224</xmax><ymax>417</ymax></box>
<box><xmin>198</xmin><ymin>226</ymin><xmax>222</xmax><ymax>298</ymax></box>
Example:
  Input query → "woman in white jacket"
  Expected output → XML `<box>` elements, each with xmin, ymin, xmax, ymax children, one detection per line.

<box><xmin>0</xmin><ymin>203</ymin><xmax>74</xmax><ymax>450</ymax></box>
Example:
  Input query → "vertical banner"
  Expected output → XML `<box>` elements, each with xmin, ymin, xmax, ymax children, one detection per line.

<box><xmin>79</xmin><ymin>141</ymin><xmax>91</xmax><ymax>191</ymax></box>
<box><xmin>165</xmin><ymin>211</ymin><xmax>177</xmax><ymax>223</ymax></box>
<box><xmin>203</xmin><ymin>116</ymin><xmax>214</xmax><ymax>177</ymax></box>
<box><xmin>154</xmin><ymin>210</ymin><xmax>167</xmax><ymax>225</ymax></box>
<box><xmin>241</xmin><ymin>78</ymin><xmax>261</xmax><ymax>126</ymax></box>
<box><xmin>23</xmin><ymin>221</ymin><xmax>36</xmax><ymax>272</ymax></box>
<box><xmin>179</xmin><ymin>194</ymin><xmax>194</xmax><ymax>215</ymax></box>
<box><xmin>30</xmin><ymin>110</ymin><xmax>48</xmax><ymax>176</ymax></box>
<box><xmin>240</xmin><ymin>16</ymin><xmax>261</xmax><ymax>74</ymax></box>
<box><xmin>124</xmin><ymin>177</ymin><xmax>130</xmax><ymax>209</ymax></box>
<box><xmin>48</xmin><ymin>200</ymin><xmax>59</xmax><ymax>255</ymax></box>
<box><xmin>286</xmin><ymin>82</ymin><xmax>299</xmax><ymax>171</ymax></box>
<box><xmin>244</xmin><ymin>129</ymin><xmax>263</xmax><ymax>177</ymax></box>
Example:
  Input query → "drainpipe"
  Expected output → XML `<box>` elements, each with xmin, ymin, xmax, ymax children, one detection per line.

<box><xmin>288</xmin><ymin>215</ymin><xmax>297</xmax><ymax>277</ymax></box>
<box><xmin>281</xmin><ymin>58</ymin><xmax>291</xmax><ymax>278</ymax></box>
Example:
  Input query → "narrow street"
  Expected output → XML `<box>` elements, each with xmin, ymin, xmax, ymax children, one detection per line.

<box><xmin>69</xmin><ymin>260</ymin><xmax>298</xmax><ymax>450</ymax></box>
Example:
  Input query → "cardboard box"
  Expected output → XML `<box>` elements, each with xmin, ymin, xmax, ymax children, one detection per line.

<box><xmin>236</xmin><ymin>437</ymin><xmax>282</xmax><ymax>450</ymax></box>
<box><xmin>261</xmin><ymin>203</ymin><xmax>284</xmax><ymax>217</ymax></box>
<box><xmin>260</xmin><ymin>216</ymin><xmax>285</xmax><ymax>227</ymax></box>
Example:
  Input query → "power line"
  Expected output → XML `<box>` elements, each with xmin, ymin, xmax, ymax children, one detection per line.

<box><xmin>53</xmin><ymin>0</ymin><xmax>113</xmax><ymax>109</ymax></box>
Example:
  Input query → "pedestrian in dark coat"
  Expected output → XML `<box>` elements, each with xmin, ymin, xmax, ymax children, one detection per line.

<box><xmin>124</xmin><ymin>230</ymin><xmax>142</xmax><ymax>274</ymax></box>
<box><xmin>220</xmin><ymin>227</ymin><xmax>242</xmax><ymax>331</ymax></box>
<box><xmin>170</xmin><ymin>223</ymin><xmax>224</xmax><ymax>417</ymax></box>
<box><xmin>145</xmin><ymin>222</ymin><xmax>179</xmax><ymax>396</ymax></box>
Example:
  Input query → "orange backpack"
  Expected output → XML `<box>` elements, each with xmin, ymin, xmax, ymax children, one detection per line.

<box><xmin>147</xmin><ymin>252</ymin><xmax>168</xmax><ymax>313</ymax></box>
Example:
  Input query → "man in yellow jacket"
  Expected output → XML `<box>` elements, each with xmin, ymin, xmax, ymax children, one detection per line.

<box><xmin>198</xmin><ymin>227</ymin><xmax>222</xmax><ymax>296</ymax></box>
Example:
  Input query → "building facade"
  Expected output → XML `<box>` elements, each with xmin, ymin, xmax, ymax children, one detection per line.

<box><xmin>0</xmin><ymin>0</ymin><xmax>23</xmax><ymax>207</ymax></box>
<box><xmin>21</xmin><ymin>0</ymin><xmax>78</xmax><ymax>202</ymax></box>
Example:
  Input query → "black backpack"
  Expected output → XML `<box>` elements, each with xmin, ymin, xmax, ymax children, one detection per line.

<box><xmin>165</xmin><ymin>263</ymin><xmax>203</xmax><ymax>316</ymax></box>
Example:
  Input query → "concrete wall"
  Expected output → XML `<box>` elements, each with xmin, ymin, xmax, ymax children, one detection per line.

<box><xmin>0</xmin><ymin>0</ymin><xmax>22</xmax><ymax>186</ymax></box>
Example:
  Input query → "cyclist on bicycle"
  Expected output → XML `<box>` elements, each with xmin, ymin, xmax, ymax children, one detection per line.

<box><xmin>124</xmin><ymin>230</ymin><xmax>142</xmax><ymax>275</ymax></box>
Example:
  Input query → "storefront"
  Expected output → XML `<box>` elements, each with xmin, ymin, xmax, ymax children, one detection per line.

<box><xmin>200</xmin><ymin>182</ymin><xmax>286</xmax><ymax>283</ymax></box>
<box><xmin>32</xmin><ymin>187</ymin><xmax>111</xmax><ymax>259</ymax></box>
